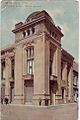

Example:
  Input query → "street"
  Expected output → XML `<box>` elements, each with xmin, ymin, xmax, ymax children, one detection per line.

<box><xmin>1</xmin><ymin>103</ymin><xmax>78</xmax><ymax>120</ymax></box>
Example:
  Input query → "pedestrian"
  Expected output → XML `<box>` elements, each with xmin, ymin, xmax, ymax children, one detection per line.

<box><xmin>5</xmin><ymin>97</ymin><xmax>9</xmax><ymax>105</ymax></box>
<box><xmin>1</xmin><ymin>98</ymin><xmax>3</xmax><ymax>104</ymax></box>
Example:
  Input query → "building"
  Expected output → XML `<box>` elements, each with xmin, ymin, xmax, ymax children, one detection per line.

<box><xmin>73</xmin><ymin>62</ymin><xmax>78</xmax><ymax>102</ymax></box>
<box><xmin>1</xmin><ymin>10</ymin><xmax>78</xmax><ymax>105</ymax></box>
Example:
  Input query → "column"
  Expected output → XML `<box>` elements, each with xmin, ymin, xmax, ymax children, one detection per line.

<box><xmin>5</xmin><ymin>54</ymin><xmax>11</xmax><ymax>101</ymax></box>
<box><xmin>62</xmin><ymin>62</ymin><xmax>67</xmax><ymax>103</ymax></box>
<box><xmin>52</xmin><ymin>93</ymin><xmax>55</xmax><ymax>105</ymax></box>
<box><xmin>23</xmin><ymin>46</ymin><xmax>27</xmax><ymax>75</ymax></box>
<box><xmin>52</xmin><ymin>48</ymin><xmax>58</xmax><ymax>77</ymax></box>
<box><xmin>14</xmin><ymin>45</ymin><xmax>24</xmax><ymax>104</ymax></box>
<box><xmin>68</xmin><ymin>66</ymin><xmax>73</xmax><ymax>102</ymax></box>
<box><xmin>55</xmin><ymin>47</ymin><xmax>62</xmax><ymax>104</ymax></box>
<box><xmin>62</xmin><ymin>62</ymin><xmax>67</xmax><ymax>81</ymax></box>
<box><xmin>33</xmin><ymin>33</ymin><xmax>50</xmax><ymax>105</ymax></box>
<box><xmin>52</xmin><ymin>50</ymin><xmax>56</xmax><ymax>76</ymax></box>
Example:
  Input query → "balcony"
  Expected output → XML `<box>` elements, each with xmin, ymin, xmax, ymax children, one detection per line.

<box><xmin>50</xmin><ymin>75</ymin><xmax>57</xmax><ymax>81</ymax></box>
<box><xmin>61</xmin><ymin>80</ymin><xmax>66</xmax><ymax>87</ymax></box>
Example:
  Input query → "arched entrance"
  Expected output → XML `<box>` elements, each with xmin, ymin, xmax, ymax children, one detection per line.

<box><xmin>50</xmin><ymin>81</ymin><xmax>58</xmax><ymax>105</ymax></box>
<box><xmin>10</xmin><ymin>81</ymin><xmax>14</xmax><ymax>103</ymax></box>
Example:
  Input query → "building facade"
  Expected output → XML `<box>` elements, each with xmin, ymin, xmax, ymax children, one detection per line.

<box><xmin>1</xmin><ymin>10</ymin><xmax>78</xmax><ymax>105</ymax></box>
<box><xmin>73</xmin><ymin>62</ymin><xmax>78</xmax><ymax>102</ymax></box>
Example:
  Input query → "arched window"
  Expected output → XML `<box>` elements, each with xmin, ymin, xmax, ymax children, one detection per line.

<box><xmin>52</xmin><ymin>32</ymin><xmax>54</xmax><ymax>37</ymax></box>
<box><xmin>27</xmin><ymin>29</ymin><xmax>30</xmax><ymax>36</ymax></box>
<box><xmin>23</xmin><ymin>31</ymin><xmax>26</xmax><ymax>37</ymax></box>
<box><xmin>32</xmin><ymin>27</ymin><xmax>35</xmax><ymax>34</ymax></box>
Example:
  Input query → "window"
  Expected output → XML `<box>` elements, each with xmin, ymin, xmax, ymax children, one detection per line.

<box><xmin>52</xmin><ymin>32</ymin><xmax>54</xmax><ymax>37</ymax></box>
<box><xmin>11</xmin><ymin>59</ymin><xmax>14</xmax><ymax>79</ymax></box>
<box><xmin>55</xmin><ymin>34</ymin><xmax>57</xmax><ymax>39</ymax></box>
<box><xmin>32</xmin><ymin>27</ymin><xmax>35</xmax><ymax>34</ymax></box>
<box><xmin>27</xmin><ymin>47</ymin><xmax>34</xmax><ymax>58</ymax></box>
<box><xmin>73</xmin><ymin>76</ymin><xmax>78</xmax><ymax>85</ymax></box>
<box><xmin>62</xmin><ymin>88</ymin><xmax>64</xmax><ymax>100</ymax></box>
<box><xmin>27</xmin><ymin>47</ymin><xmax>34</xmax><ymax>75</ymax></box>
<box><xmin>23</xmin><ymin>31</ymin><xmax>26</xmax><ymax>37</ymax></box>
<box><xmin>1</xmin><ymin>62</ymin><xmax>5</xmax><ymax>80</ymax></box>
<box><xmin>49</xmin><ymin>60</ymin><xmax>52</xmax><ymax>76</ymax></box>
<box><xmin>27</xmin><ymin>60</ymin><xmax>34</xmax><ymax>74</ymax></box>
<box><xmin>49</xmin><ymin>30</ymin><xmax>51</xmax><ymax>35</ymax></box>
<box><xmin>27</xmin><ymin>29</ymin><xmax>30</xmax><ymax>36</ymax></box>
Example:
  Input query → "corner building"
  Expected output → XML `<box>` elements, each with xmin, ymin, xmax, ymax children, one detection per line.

<box><xmin>1</xmin><ymin>10</ymin><xmax>78</xmax><ymax>105</ymax></box>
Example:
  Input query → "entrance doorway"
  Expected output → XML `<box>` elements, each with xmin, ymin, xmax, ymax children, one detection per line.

<box><xmin>50</xmin><ymin>81</ymin><xmax>58</xmax><ymax>105</ymax></box>
<box><xmin>10</xmin><ymin>82</ymin><xmax>14</xmax><ymax>103</ymax></box>
<box><xmin>24</xmin><ymin>80</ymin><xmax>33</xmax><ymax>103</ymax></box>
<box><xmin>61</xmin><ymin>88</ymin><xmax>64</xmax><ymax>103</ymax></box>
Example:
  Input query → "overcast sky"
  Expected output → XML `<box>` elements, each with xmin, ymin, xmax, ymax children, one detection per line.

<box><xmin>1</xmin><ymin>0</ymin><xmax>79</xmax><ymax>61</ymax></box>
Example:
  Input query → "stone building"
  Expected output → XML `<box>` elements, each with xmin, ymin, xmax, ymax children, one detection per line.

<box><xmin>73</xmin><ymin>62</ymin><xmax>78</xmax><ymax>102</ymax></box>
<box><xmin>1</xmin><ymin>10</ymin><xmax>78</xmax><ymax>105</ymax></box>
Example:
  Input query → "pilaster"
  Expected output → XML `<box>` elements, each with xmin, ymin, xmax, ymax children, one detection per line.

<box><xmin>23</xmin><ymin>46</ymin><xmax>27</xmax><ymax>75</ymax></box>
<box><xmin>33</xmin><ymin>33</ymin><xmax>50</xmax><ymax>105</ymax></box>
<box><xmin>62</xmin><ymin>62</ymin><xmax>67</xmax><ymax>103</ymax></box>
<box><xmin>52</xmin><ymin>49</ymin><xmax>57</xmax><ymax>76</ymax></box>
<box><xmin>55</xmin><ymin>47</ymin><xmax>62</xmax><ymax>104</ymax></box>
<box><xmin>14</xmin><ymin>45</ymin><xmax>24</xmax><ymax>104</ymax></box>
<box><xmin>68</xmin><ymin>66</ymin><xmax>73</xmax><ymax>102</ymax></box>
<box><xmin>5</xmin><ymin>54</ymin><xmax>11</xmax><ymax>101</ymax></box>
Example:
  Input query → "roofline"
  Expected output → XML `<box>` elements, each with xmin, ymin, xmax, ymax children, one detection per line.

<box><xmin>1</xmin><ymin>44</ymin><xmax>15</xmax><ymax>52</ymax></box>
<box><xmin>61</xmin><ymin>48</ymin><xmax>74</xmax><ymax>60</ymax></box>
<box><xmin>12</xmin><ymin>10</ymin><xmax>64</xmax><ymax>37</ymax></box>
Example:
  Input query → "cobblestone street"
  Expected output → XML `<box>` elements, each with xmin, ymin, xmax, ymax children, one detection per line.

<box><xmin>1</xmin><ymin>103</ymin><xmax>78</xmax><ymax>120</ymax></box>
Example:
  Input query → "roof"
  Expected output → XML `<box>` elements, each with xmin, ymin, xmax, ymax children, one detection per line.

<box><xmin>25</xmin><ymin>10</ymin><xmax>54</xmax><ymax>23</ymax></box>
<box><xmin>73</xmin><ymin>61</ymin><xmax>78</xmax><ymax>72</ymax></box>
<box><xmin>26</xmin><ymin>11</ymin><xmax>40</xmax><ymax>22</ymax></box>
<box><xmin>61</xmin><ymin>48</ymin><xmax>74</xmax><ymax>60</ymax></box>
<box><xmin>1</xmin><ymin>44</ymin><xmax>15</xmax><ymax>52</ymax></box>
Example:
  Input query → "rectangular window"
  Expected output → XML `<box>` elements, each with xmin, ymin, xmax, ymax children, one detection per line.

<box><xmin>27</xmin><ymin>47</ymin><xmax>34</xmax><ymax>75</ymax></box>
<box><xmin>49</xmin><ymin>60</ymin><xmax>52</xmax><ymax>76</ymax></box>
<box><xmin>11</xmin><ymin>59</ymin><xmax>14</xmax><ymax>79</ymax></box>
<box><xmin>27</xmin><ymin>60</ymin><xmax>34</xmax><ymax>75</ymax></box>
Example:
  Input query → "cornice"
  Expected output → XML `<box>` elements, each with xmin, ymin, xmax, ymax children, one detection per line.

<box><xmin>12</xmin><ymin>11</ymin><xmax>63</xmax><ymax>38</ymax></box>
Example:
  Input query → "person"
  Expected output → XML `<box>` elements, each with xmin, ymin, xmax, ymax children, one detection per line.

<box><xmin>5</xmin><ymin>97</ymin><xmax>9</xmax><ymax>105</ymax></box>
<box><xmin>1</xmin><ymin>98</ymin><xmax>3</xmax><ymax>104</ymax></box>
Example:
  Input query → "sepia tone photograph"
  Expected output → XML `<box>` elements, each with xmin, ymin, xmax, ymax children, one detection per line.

<box><xmin>1</xmin><ymin>0</ymin><xmax>79</xmax><ymax>120</ymax></box>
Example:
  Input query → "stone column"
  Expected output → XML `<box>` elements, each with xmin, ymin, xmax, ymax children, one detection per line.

<box><xmin>62</xmin><ymin>62</ymin><xmax>67</xmax><ymax>81</ymax></box>
<box><xmin>5</xmin><ymin>54</ymin><xmax>11</xmax><ymax>101</ymax></box>
<box><xmin>55</xmin><ymin>47</ymin><xmax>62</xmax><ymax>104</ymax></box>
<box><xmin>62</xmin><ymin>62</ymin><xmax>67</xmax><ymax>103</ymax></box>
<box><xmin>52</xmin><ymin>93</ymin><xmax>56</xmax><ymax>105</ymax></box>
<box><xmin>52</xmin><ymin>48</ymin><xmax>59</xmax><ymax>77</ymax></box>
<box><xmin>68</xmin><ymin>66</ymin><xmax>73</xmax><ymax>102</ymax></box>
<box><xmin>23</xmin><ymin>46</ymin><xmax>27</xmax><ymax>75</ymax></box>
<box><xmin>14</xmin><ymin>45</ymin><xmax>24</xmax><ymax>104</ymax></box>
<box><xmin>52</xmin><ymin>49</ymin><xmax>57</xmax><ymax>76</ymax></box>
<box><xmin>51</xmin><ymin>48</ymin><xmax>58</xmax><ymax>105</ymax></box>
<box><xmin>33</xmin><ymin>33</ymin><xmax>50</xmax><ymax>105</ymax></box>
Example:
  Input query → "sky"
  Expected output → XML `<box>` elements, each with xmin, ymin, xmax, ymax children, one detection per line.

<box><xmin>1</xmin><ymin>0</ymin><xmax>79</xmax><ymax>61</ymax></box>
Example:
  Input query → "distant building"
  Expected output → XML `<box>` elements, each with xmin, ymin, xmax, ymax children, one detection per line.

<box><xmin>1</xmin><ymin>10</ymin><xmax>78</xmax><ymax>105</ymax></box>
